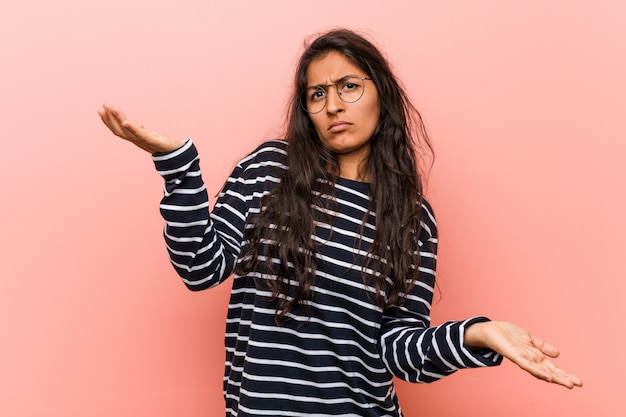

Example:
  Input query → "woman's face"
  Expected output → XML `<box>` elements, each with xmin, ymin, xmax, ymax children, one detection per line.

<box><xmin>306</xmin><ymin>51</ymin><xmax>380</xmax><ymax>180</ymax></box>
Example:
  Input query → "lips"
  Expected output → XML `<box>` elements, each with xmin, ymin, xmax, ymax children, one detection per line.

<box><xmin>328</xmin><ymin>121</ymin><xmax>352</xmax><ymax>133</ymax></box>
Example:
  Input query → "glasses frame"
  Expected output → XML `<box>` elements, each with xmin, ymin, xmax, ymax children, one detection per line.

<box><xmin>300</xmin><ymin>77</ymin><xmax>373</xmax><ymax>114</ymax></box>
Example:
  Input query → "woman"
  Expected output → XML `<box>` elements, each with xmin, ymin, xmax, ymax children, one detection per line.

<box><xmin>99</xmin><ymin>29</ymin><xmax>581</xmax><ymax>416</ymax></box>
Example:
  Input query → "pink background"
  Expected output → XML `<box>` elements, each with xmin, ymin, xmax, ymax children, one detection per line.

<box><xmin>1</xmin><ymin>1</ymin><xmax>624</xmax><ymax>416</ymax></box>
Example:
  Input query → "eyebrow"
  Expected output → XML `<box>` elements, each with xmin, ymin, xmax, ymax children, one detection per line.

<box><xmin>306</xmin><ymin>74</ymin><xmax>363</xmax><ymax>89</ymax></box>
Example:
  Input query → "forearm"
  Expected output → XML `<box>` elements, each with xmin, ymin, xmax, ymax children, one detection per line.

<box><xmin>380</xmin><ymin>316</ymin><xmax>502</xmax><ymax>383</ymax></box>
<box><xmin>154</xmin><ymin>140</ymin><xmax>238</xmax><ymax>290</ymax></box>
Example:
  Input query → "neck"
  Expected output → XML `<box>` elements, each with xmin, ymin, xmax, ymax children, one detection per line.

<box><xmin>336</xmin><ymin>155</ymin><xmax>369</xmax><ymax>182</ymax></box>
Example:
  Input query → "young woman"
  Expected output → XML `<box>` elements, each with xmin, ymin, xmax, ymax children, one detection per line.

<box><xmin>99</xmin><ymin>29</ymin><xmax>582</xmax><ymax>417</ymax></box>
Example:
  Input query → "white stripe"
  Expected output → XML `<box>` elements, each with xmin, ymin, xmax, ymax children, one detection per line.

<box><xmin>151</xmin><ymin>138</ymin><xmax>193</xmax><ymax>161</ymax></box>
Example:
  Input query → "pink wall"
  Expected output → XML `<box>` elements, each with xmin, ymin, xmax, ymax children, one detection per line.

<box><xmin>1</xmin><ymin>1</ymin><xmax>624</xmax><ymax>416</ymax></box>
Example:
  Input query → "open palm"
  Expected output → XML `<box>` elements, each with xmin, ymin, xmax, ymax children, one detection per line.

<box><xmin>469</xmin><ymin>321</ymin><xmax>583</xmax><ymax>389</ymax></box>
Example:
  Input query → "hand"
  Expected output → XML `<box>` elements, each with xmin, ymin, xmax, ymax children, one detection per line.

<box><xmin>98</xmin><ymin>104</ymin><xmax>184</xmax><ymax>154</ymax></box>
<box><xmin>464</xmin><ymin>321</ymin><xmax>583</xmax><ymax>389</ymax></box>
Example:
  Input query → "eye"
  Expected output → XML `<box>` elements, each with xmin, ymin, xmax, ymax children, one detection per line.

<box><xmin>339</xmin><ymin>79</ymin><xmax>362</xmax><ymax>93</ymax></box>
<box><xmin>308</xmin><ymin>87</ymin><xmax>326</xmax><ymax>102</ymax></box>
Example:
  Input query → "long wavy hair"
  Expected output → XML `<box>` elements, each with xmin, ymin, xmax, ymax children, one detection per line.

<box><xmin>236</xmin><ymin>29</ymin><xmax>433</xmax><ymax>322</ymax></box>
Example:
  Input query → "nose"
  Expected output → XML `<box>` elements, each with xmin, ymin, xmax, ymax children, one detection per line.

<box><xmin>325</xmin><ymin>86</ymin><xmax>344</xmax><ymax>114</ymax></box>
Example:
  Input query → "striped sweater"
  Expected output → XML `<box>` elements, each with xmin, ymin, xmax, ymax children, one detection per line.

<box><xmin>153</xmin><ymin>139</ymin><xmax>501</xmax><ymax>417</ymax></box>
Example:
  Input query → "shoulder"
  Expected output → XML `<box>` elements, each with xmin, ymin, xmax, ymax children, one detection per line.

<box><xmin>226</xmin><ymin>140</ymin><xmax>288</xmax><ymax>185</ymax></box>
<box><xmin>238</xmin><ymin>139</ymin><xmax>288</xmax><ymax>168</ymax></box>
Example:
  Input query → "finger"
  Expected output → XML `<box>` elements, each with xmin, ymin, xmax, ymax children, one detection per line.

<box><xmin>99</xmin><ymin>113</ymin><xmax>124</xmax><ymax>138</ymax></box>
<box><xmin>103</xmin><ymin>103</ymin><xmax>129</xmax><ymax>123</ymax></box>
<box><xmin>531</xmin><ymin>335</ymin><xmax>560</xmax><ymax>358</ymax></box>
<box><xmin>99</xmin><ymin>105</ymin><xmax>129</xmax><ymax>138</ymax></box>
<box><xmin>120</xmin><ymin>118</ymin><xmax>148</xmax><ymax>139</ymax></box>
<box><xmin>546</xmin><ymin>369</ymin><xmax>582</xmax><ymax>389</ymax></box>
<box><xmin>515</xmin><ymin>355</ymin><xmax>583</xmax><ymax>389</ymax></box>
<box><xmin>541</xmin><ymin>359</ymin><xmax>584</xmax><ymax>389</ymax></box>
<box><xmin>120</xmin><ymin>120</ymin><xmax>160</xmax><ymax>151</ymax></box>
<box><xmin>570</xmin><ymin>373</ymin><xmax>584</xmax><ymax>388</ymax></box>
<box><xmin>100</xmin><ymin>105</ymin><xmax>154</xmax><ymax>150</ymax></box>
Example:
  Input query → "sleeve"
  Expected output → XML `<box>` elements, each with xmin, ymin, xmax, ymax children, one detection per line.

<box><xmin>378</xmin><ymin>200</ymin><xmax>503</xmax><ymax>383</ymax></box>
<box><xmin>152</xmin><ymin>139</ymin><xmax>277</xmax><ymax>291</ymax></box>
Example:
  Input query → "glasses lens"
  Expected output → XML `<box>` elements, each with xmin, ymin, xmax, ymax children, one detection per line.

<box><xmin>301</xmin><ymin>78</ymin><xmax>367</xmax><ymax>113</ymax></box>
<box><xmin>338</xmin><ymin>78</ymin><xmax>365</xmax><ymax>103</ymax></box>
<box><xmin>304</xmin><ymin>86</ymin><xmax>326</xmax><ymax>114</ymax></box>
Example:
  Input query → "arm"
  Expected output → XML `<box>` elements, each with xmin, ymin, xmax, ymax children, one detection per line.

<box><xmin>98</xmin><ymin>104</ymin><xmax>249</xmax><ymax>289</ymax></box>
<box><xmin>378</xmin><ymin>200</ymin><xmax>582</xmax><ymax>389</ymax></box>
<box><xmin>153</xmin><ymin>141</ymin><xmax>245</xmax><ymax>289</ymax></box>
<box><xmin>156</xmin><ymin>139</ymin><xmax>288</xmax><ymax>289</ymax></box>
<box><xmin>379</xmin><ymin>204</ymin><xmax>502</xmax><ymax>383</ymax></box>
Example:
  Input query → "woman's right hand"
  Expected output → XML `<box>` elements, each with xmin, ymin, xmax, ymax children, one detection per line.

<box><xmin>98</xmin><ymin>104</ymin><xmax>184</xmax><ymax>154</ymax></box>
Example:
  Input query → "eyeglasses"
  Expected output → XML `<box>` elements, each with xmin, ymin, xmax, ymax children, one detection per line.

<box><xmin>301</xmin><ymin>76</ymin><xmax>373</xmax><ymax>114</ymax></box>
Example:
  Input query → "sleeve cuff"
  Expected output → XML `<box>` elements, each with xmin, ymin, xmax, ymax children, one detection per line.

<box><xmin>458</xmin><ymin>316</ymin><xmax>503</xmax><ymax>367</ymax></box>
<box><xmin>152</xmin><ymin>139</ymin><xmax>198</xmax><ymax>179</ymax></box>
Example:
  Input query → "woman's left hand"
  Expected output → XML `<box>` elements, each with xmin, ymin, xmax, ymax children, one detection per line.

<box><xmin>464</xmin><ymin>321</ymin><xmax>583</xmax><ymax>389</ymax></box>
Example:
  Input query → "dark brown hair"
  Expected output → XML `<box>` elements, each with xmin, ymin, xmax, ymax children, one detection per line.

<box><xmin>236</xmin><ymin>28</ymin><xmax>433</xmax><ymax>322</ymax></box>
